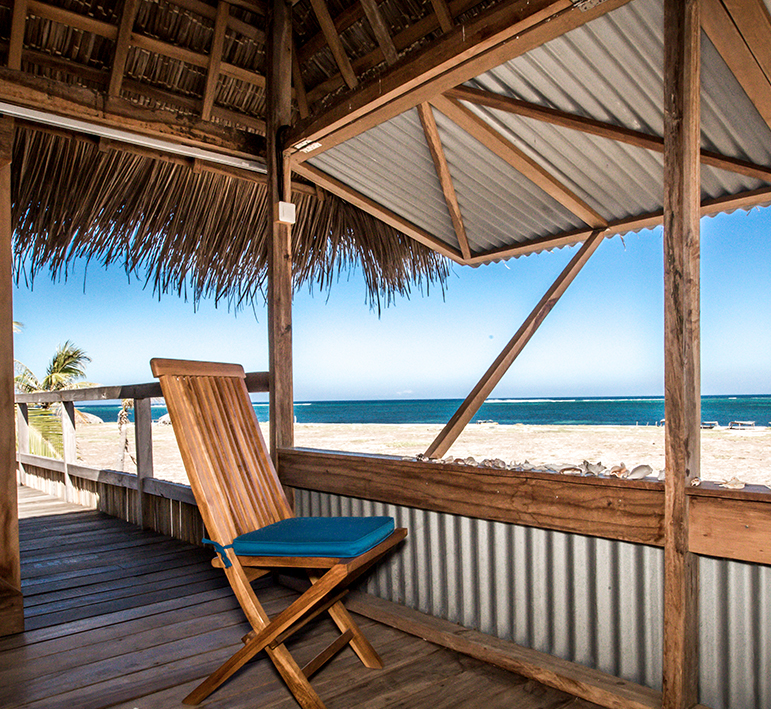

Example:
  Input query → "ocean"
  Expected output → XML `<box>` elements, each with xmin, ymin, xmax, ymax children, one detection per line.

<box><xmin>75</xmin><ymin>395</ymin><xmax>771</xmax><ymax>428</ymax></box>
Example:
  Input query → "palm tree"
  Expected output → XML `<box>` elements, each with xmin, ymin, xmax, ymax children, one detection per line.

<box><xmin>14</xmin><ymin>341</ymin><xmax>95</xmax><ymax>458</ymax></box>
<box><xmin>15</xmin><ymin>341</ymin><xmax>93</xmax><ymax>396</ymax></box>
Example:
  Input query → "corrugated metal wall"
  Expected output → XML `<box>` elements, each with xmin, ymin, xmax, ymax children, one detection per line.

<box><xmin>295</xmin><ymin>490</ymin><xmax>771</xmax><ymax>709</ymax></box>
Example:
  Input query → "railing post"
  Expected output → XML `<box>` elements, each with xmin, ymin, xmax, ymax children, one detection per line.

<box><xmin>16</xmin><ymin>403</ymin><xmax>29</xmax><ymax>456</ymax></box>
<box><xmin>134</xmin><ymin>397</ymin><xmax>154</xmax><ymax>529</ymax></box>
<box><xmin>61</xmin><ymin>401</ymin><xmax>77</xmax><ymax>503</ymax></box>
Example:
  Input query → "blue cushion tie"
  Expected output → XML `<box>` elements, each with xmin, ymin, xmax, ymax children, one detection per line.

<box><xmin>202</xmin><ymin>537</ymin><xmax>235</xmax><ymax>568</ymax></box>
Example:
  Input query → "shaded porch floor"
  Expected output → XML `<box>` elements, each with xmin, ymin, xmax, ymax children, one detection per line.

<box><xmin>1</xmin><ymin>485</ymin><xmax>602</xmax><ymax>709</ymax></box>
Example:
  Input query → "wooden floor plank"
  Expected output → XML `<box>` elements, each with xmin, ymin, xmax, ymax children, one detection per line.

<box><xmin>4</xmin><ymin>486</ymin><xmax>606</xmax><ymax>709</ymax></box>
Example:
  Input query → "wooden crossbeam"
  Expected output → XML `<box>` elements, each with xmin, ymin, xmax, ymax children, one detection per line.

<box><xmin>430</xmin><ymin>95</ymin><xmax>607</xmax><ymax>229</ymax></box>
<box><xmin>289</xmin><ymin>0</ymin><xmax>632</xmax><ymax>160</ymax></box>
<box><xmin>429</xmin><ymin>0</ymin><xmax>454</xmax><ymax>33</ymax></box>
<box><xmin>202</xmin><ymin>1</ymin><xmax>230</xmax><ymax>121</ymax></box>
<box><xmin>173</xmin><ymin>0</ymin><xmax>266</xmax><ymax>42</ymax></box>
<box><xmin>446</xmin><ymin>85</ymin><xmax>771</xmax><ymax>182</ymax></box>
<box><xmin>309</xmin><ymin>0</ymin><xmax>359</xmax><ymax>89</ymax></box>
<box><xmin>25</xmin><ymin>0</ymin><xmax>267</xmax><ymax>90</ymax></box>
<box><xmin>292</xmin><ymin>162</ymin><xmax>465</xmax><ymax>262</ymax></box>
<box><xmin>462</xmin><ymin>185</ymin><xmax>771</xmax><ymax>265</ymax></box>
<box><xmin>292</xmin><ymin>37</ymin><xmax>309</xmax><ymax>118</ymax></box>
<box><xmin>108</xmin><ymin>0</ymin><xmax>139</xmax><ymax>99</ymax></box>
<box><xmin>721</xmin><ymin>0</ymin><xmax>771</xmax><ymax>87</ymax></box>
<box><xmin>417</xmin><ymin>102</ymin><xmax>470</xmax><ymax>259</ymax></box>
<box><xmin>8</xmin><ymin>0</ymin><xmax>28</xmax><ymax>71</ymax></box>
<box><xmin>301</xmin><ymin>0</ymin><xmax>480</xmax><ymax>105</ymax></box>
<box><xmin>701</xmin><ymin>0</ymin><xmax>771</xmax><ymax>131</ymax></box>
<box><xmin>360</xmin><ymin>0</ymin><xmax>398</xmax><ymax>65</ymax></box>
<box><xmin>425</xmin><ymin>230</ymin><xmax>604</xmax><ymax>459</ymax></box>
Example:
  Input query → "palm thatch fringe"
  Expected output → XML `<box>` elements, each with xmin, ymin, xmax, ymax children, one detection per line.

<box><xmin>12</xmin><ymin>127</ymin><xmax>448</xmax><ymax>310</ymax></box>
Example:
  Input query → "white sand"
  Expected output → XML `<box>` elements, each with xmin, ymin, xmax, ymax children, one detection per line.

<box><xmin>72</xmin><ymin>421</ymin><xmax>771</xmax><ymax>488</ymax></box>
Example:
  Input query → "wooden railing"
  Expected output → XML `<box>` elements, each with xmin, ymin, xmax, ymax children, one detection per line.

<box><xmin>14</xmin><ymin>373</ymin><xmax>269</xmax><ymax>542</ymax></box>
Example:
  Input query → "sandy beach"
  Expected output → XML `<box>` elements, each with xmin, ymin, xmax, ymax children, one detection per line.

<box><xmin>72</xmin><ymin>420</ymin><xmax>771</xmax><ymax>488</ymax></box>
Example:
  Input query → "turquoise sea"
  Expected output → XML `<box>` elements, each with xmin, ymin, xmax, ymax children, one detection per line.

<box><xmin>76</xmin><ymin>395</ymin><xmax>771</xmax><ymax>428</ymax></box>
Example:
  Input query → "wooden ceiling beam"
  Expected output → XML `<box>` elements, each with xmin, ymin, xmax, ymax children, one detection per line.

<box><xmin>303</xmin><ymin>0</ymin><xmax>484</xmax><ymax>107</ymax></box>
<box><xmin>417</xmin><ymin>102</ymin><xmax>470</xmax><ymax>259</ymax></box>
<box><xmin>27</xmin><ymin>0</ymin><xmax>118</xmax><ymax>39</ymax></box>
<box><xmin>446</xmin><ymin>85</ymin><xmax>771</xmax><ymax>183</ymax></box>
<box><xmin>24</xmin><ymin>1</ymin><xmax>267</xmax><ymax>90</ymax></box>
<box><xmin>431</xmin><ymin>95</ymin><xmax>607</xmax><ymax>229</ymax></box>
<box><xmin>429</xmin><ymin>0</ymin><xmax>454</xmax><ymax>34</ymax></box>
<box><xmin>360</xmin><ymin>0</ymin><xmax>398</xmax><ymax>65</ymax></box>
<box><xmin>290</xmin><ymin>0</ymin><xmax>631</xmax><ymax>160</ymax></box>
<box><xmin>293</xmin><ymin>161</ymin><xmax>465</xmax><ymax>262</ymax></box>
<box><xmin>0</xmin><ymin>67</ymin><xmax>263</xmax><ymax>157</ymax></box>
<box><xmin>721</xmin><ymin>0</ymin><xmax>771</xmax><ymax>88</ymax></box>
<box><xmin>108</xmin><ymin>0</ymin><xmax>139</xmax><ymax>99</ymax></box>
<box><xmin>8</xmin><ymin>0</ymin><xmax>28</xmax><ymax>71</ymax></box>
<box><xmin>701</xmin><ymin>0</ymin><xmax>771</xmax><ymax>131</ymax></box>
<box><xmin>171</xmin><ymin>0</ymin><xmax>266</xmax><ymax>42</ymax></box>
<box><xmin>202</xmin><ymin>1</ymin><xmax>230</xmax><ymax>121</ymax></box>
<box><xmin>292</xmin><ymin>37</ymin><xmax>309</xmax><ymax>118</ymax></box>
<box><xmin>465</xmin><ymin>185</ymin><xmax>771</xmax><ymax>265</ymax></box>
<box><xmin>309</xmin><ymin>0</ymin><xmax>359</xmax><ymax>89</ymax></box>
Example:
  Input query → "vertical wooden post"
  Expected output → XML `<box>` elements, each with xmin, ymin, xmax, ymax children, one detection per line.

<box><xmin>16</xmin><ymin>403</ymin><xmax>28</xmax><ymax>456</ymax></box>
<box><xmin>0</xmin><ymin>116</ymin><xmax>23</xmax><ymax>635</ymax></box>
<box><xmin>61</xmin><ymin>400</ymin><xmax>77</xmax><ymax>503</ymax></box>
<box><xmin>662</xmin><ymin>0</ymin><xmax>700</xmax><ymax>707</ymax></box>
<box><xmin>134</xmin><ymin>397</ymin><xmax>154</xmax><ymax>529</ymax></box>
<box><xmin>267</xmin><ymin>0</ymin><xmax>294</xmax><ymax>470</ymax></box>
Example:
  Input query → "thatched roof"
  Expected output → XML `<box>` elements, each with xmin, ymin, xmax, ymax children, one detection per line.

<box><xmin>11</xmin><ymin>125</ymin><xmax>448</xmax><ymax>310</ymax></box>
<box><xmin>2</xmin><ymin>0</ymin><xmax>770</xmax><ymax>273</ymax></box>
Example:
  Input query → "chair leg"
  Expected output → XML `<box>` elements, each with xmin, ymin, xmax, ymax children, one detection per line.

<box><xmin>268</xmin><ymin>644</ymin><xmax>328</xmax><ymax>709</ymax></box>
<box><xmin>327</xmin><ymin>599</ymin><xmax>383</xmax><ymax>669</ymax></box>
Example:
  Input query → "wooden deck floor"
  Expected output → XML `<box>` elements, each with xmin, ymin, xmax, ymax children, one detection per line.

<box><xmin>1</xmin><ymin>485</ymin><xmax>601</xmax><ymax>709</ymax></box>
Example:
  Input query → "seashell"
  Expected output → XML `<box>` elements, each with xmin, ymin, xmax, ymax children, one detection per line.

<box><xmin>609</xmin><ymin>463</ymin><xmax>628</xmax><ymax>477</ymax></box>
<box><xmin>480</xmin><ymin>459</ymin><xmax>497</xmax><ymax>468</ymax></box>
<box><xmin>583</xmin><ymin>460</ymin><xmax>606</xmax><ymax>476</ymax></box>
<box><xmin>719</xmin><ymin>477</ymin><xmax>745</xmax><ymax>490</ymax></box>
<box><xmin>453</xmin><ymin>458</ymin><xmax>467</xmax><ymax>465</ymax></box>
<box><xmin>658</xmin><ymin>469</ymin><xmax>666</xmax><ymax>481</ymax></box>
<box><xmin>559</xmin><ymin>465</ymin><xmax>583</xmax><ymax>475</ymax></box>
<box><xmin>492</xmin><ymin>458</ymin><xmax>507</xmax><ymax>469</ymax></box>
<box><xmin>415</xmin><ymin>453</ymin><xmax>429</xmax><ymax>462</ymax></box>
<box><xmin>464</xmin><ymin>457</ymin><xmax>477</xmax><ymax>466</ymax></box>
<box><xmin>689</xmin><ymin>477</ymin><xmax>701</xmax><ymax>487</ymax></box>
<box><xmin>627</xmin><ymin>464</ymin><xmax>653</xmax><ymax>480</ymax></box>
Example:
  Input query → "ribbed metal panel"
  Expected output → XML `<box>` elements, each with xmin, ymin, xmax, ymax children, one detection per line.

<box><xmin>308</xmin><ymin>0</ymin><xmax>771</xmax><ymax>258</ymax></box>
<box><xmin>309</xmin><ymin>109</ymin><xmax>458</xmax><ymax>249</ymax></box>
<box><xmin>295</xmin><ymin>490</ymin><xmax>664</xmax><ymax>689</ymax></box>
<box><xmin>700</xmin><ymin>556</ymin><xmax>771</xmax><ymax>709</ymax></box>
<box><xmin>296</xmin><ymin>490</ymin><xmax>771</xmax><ymax>707</ymax></box>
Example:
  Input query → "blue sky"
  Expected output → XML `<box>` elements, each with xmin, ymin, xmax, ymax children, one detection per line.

<box><xmin>11</xmin><ymin>205</ymin><xmax>771</xmax><ymax>401</ymax></box>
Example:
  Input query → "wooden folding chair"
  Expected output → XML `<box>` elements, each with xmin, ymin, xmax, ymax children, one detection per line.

<box><xmin>151</xmin><ymin>358</ymin><xmax>407</xmax><ymax>708</ymax></box>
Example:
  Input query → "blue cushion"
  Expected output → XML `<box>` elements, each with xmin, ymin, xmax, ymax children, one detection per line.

<box><xmin>231</xmin><ymin>516</ymin><xmax>395</xmax><ymax>558</ymax></box>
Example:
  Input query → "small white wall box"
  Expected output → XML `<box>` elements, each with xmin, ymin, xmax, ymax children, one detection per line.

<box><xmin>278</xmin><ymin>201</ymin><xmax>296</xmax><ymax>225</ymax></box>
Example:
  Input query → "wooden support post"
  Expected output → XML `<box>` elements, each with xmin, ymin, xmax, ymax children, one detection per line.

<box><xmin>662</xmin><ymin>1</ymin><xmax>700</xmax><ymax>708</ymax></box>
<box><xmin>61</xmin><ymin>400</ymin><xmax>77</xmax><ymax>503</ymax></box>
<box><xmin>16</xmin><ymin>403</ymin><xmax>28</xmax><ymax>456</ymax></box>
<box><xmin>134</xmin><ymin>397</ymin><xmax>154</xmax><ymax>529</ymax></box>
<box><xmin>267</xmin><ymin>0</ymin><xmax>295</xmax><ymax>471</ymax></box>
<box><xmin>0</xmin><ymin>117</ymin><xmax>23</xmax><ymax>636</ymax></box>
<box><xmin>425</xmin><ymin>230</ymin><xmax>604</xmax><ymax>459</ymax></box>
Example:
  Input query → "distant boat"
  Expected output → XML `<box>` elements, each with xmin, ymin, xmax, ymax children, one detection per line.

<box><xmin>728</xmin><ymin>420</ymin><xmax>755</xmax><ymax>430</ymax></box>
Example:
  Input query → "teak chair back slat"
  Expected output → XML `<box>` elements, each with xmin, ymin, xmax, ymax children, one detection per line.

<box><xmin>151</xmin><ymin>358</ymin><xmax>406</xmax><ymax>708</ymax></box>
<box><xmin>152</xmin><ymin>359</ymin><xmax>291</xmax><ymax>545</ymax></box>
